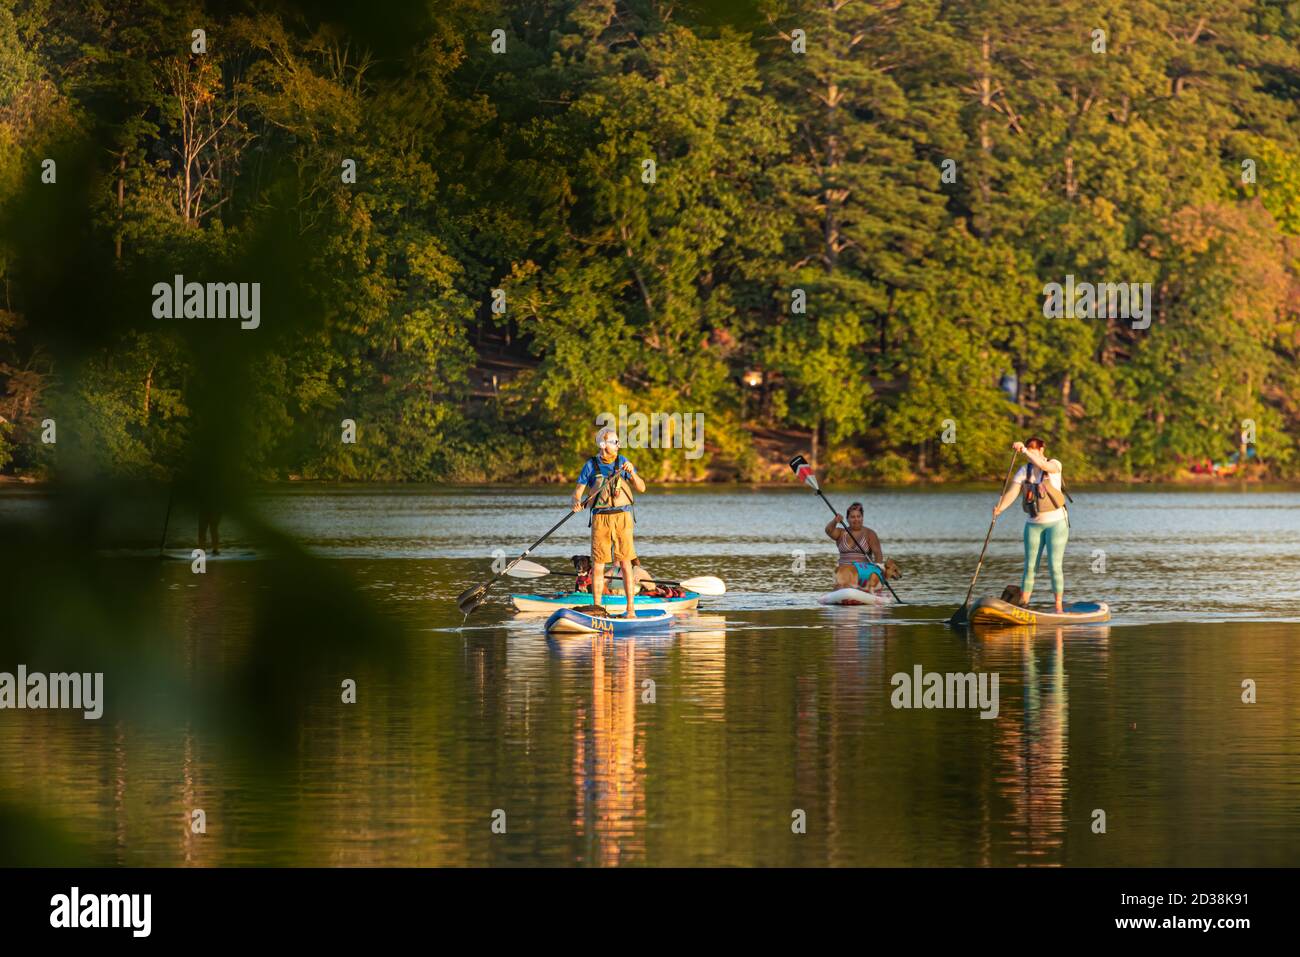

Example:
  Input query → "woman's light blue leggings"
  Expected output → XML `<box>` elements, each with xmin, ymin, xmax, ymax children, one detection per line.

<box><xmin>1022</xmin><ymin>517</ymin><xmax>1069</xmax><ymax>595</ymax></box>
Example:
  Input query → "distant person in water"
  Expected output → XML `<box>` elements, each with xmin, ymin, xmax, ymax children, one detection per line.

<box><xmin>198</xmin><ymin>506</ymin><xmax>222</xmax><ymax>555</ymax></box>
<box><xmin>993</xmin><ymin>438</ymin><xmax>1069</xmax><ymax>612</ymax></box>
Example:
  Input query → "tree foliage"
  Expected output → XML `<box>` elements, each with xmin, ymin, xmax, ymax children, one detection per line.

<box><xmin>1</xmin><ymin>0</ymin><xmax>1298</xmax><ymax>484</ymax></box>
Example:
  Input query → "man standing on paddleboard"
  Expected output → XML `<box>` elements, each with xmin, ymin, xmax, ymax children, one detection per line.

<box><xmin>572</xmin><ymin>427</ymin><xmax>646</xmax><ymax>617</ymax></box>
<box><xmin>992</xmin><ymin>437</ymin><xmax>1069</xmax><ymax>612</ymax></box>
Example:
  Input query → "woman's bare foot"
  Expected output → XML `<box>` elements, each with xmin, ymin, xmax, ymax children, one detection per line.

<box><xmin>1054</xmin><ymin>596</ymin><xmax>1065</xmax><ymax>613</ymax></box>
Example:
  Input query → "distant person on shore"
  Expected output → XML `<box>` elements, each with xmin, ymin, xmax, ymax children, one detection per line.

<box><xmin>827</xmin><ymin>503</ymin><xmax>898</xmax><ymax>592</ymax></box>
<box><xmin>571</xmin><ymin>428</ymin><xmax>646</xmax><ymax>617</ymax></box>
<box><xmin>198</xmin><ymin>507</ymin><xmax>222</xmax><ymax>555</ymax></box>
<box><xmin>993</xmin><ymin>438</ymin><xmax>1069</xmax><ymax>612</ymax></box>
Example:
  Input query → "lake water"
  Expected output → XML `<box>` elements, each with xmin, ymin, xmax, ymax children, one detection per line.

<box><xmin>1</xmin><ymin>484</ymin><xmax>1298</xmax><ymax>866</ymax></box>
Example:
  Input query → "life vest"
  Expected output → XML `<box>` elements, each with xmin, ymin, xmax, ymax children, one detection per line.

<box><xmin>1021</xmin><ymin>465</ymin><xmax>1070</xmax><ymax>517</ymax></box>
<box><xmin>852</xmin><ymin>561</ymin><xmax>886</xmax><ymax>587</ymax></box>
<box><xmin>586</xmin><ymin>455</ymin><xmax>635</xmax><ymax>525</ymax></box>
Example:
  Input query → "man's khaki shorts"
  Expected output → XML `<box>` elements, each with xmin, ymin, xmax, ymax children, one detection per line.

<box><xmin>591</xmin><ymin>511</ymin><xmax>636</xmax><ymax>564</ymax></box>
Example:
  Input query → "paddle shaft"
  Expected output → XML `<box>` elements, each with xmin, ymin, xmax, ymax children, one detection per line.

<box><xmin>604</xmin><ymin>574</ymin><xmax>691</xmax><ymax>589</ymax></box>
<box><xmin>957</xmin><ymin>450</ymin><xmax>1021</xmax><ymax>614</ymax></box>
<box><xmin>530</xmin><ymin>569</ymin><xmax>681</xmax><ymax>586</ymax></box>
<box><xmin>503</xmin><ymin>477</ymin><xmax>611</xmax><ymax>580</ymax></box>
<box><xmin>158</xmin><ymin>483</ymin><xmax>175</xmax><ymax>557</ymax></box>
<box><xmin>458</xmin><ymin>470</ymin><xmax>615</xmax><ymax>613</ymax></box>
<box><xmin>810</xmin><ymin>489</ymin><xmax>903</xmax><ymax>603</ymax></box>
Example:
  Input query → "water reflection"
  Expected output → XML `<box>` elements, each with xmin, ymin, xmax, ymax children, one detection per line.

<box><xmin>573</xmin><ymin>640</ymin><xmax>644</xmax><ymax>865</ymax></box>
<box><xmin>676</xmin><ymin>618</ymin><xmax>728</xmax><ymax>719</ymax></box>
<box><xmin>4</xmin><ymin>483</ymin><xmax>1299</xmax><ymax>867</ymax></box>
<box><xmin>974</xmin><ymin>626</ymin><xmax>1111</xmax><ymax>865</ymax></box>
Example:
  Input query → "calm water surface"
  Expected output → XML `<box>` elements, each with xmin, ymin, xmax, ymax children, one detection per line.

<box><xmin>2</xmin><ymin>485</ymin><xmax>1298</xmax><ymax>866</ymax></box>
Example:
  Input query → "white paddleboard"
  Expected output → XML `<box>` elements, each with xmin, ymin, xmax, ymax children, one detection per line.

<box><xmin>819</xmin><ymin>587</ymin><xmax>892</xmax><ymax>606</ymax></box>
<box><xmin>162</xmin><ymin>548</ymin><xmax>261</xmax><ymax>562</ymax></box>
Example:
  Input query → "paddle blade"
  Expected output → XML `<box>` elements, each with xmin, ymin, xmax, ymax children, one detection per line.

<box><xmin>679</xmin><ymin>576</ymin><xmax>726</xmax><ymax>595</ymax></box>
<box><xmin>947</xmin><ymin>605</ymin><xmax>970</xmax><ymax>628</ymax></box>
<box><xmin>505</xmin><ymin>559</ymin><xmax>551</xmax><ymax>579</ymax></box>
<box><xmin>456</xmin><ymin>582</ymin><xmax>490</xmax><ymax>616</ymax></box>
<box><xmin>788</xmin><ymin>454</ymin><xmax>819</xmax><ymax>490</ymax></box>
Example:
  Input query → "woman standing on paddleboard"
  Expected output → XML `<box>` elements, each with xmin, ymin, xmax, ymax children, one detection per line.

<box><xmin>992</xmin><ymin>437</ymin><xmax>1069</xmax><ymax>612</ymax></box>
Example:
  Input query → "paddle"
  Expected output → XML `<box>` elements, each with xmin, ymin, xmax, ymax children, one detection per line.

<box><xmin>503</xmin><ymin>559</ymin><xmax>552</xmax><ymax>579</ymax></box>
<box><xmin>608</xmin><ymin>574</ymin><xmax>726</xmax><ymax>595</ymax></box>
<box><xmin>504</xmin><ymin>562</ymin><xmax>727</xmax><ymax>595</ymax></box>
<box><xmin>788</xmin><ymin>454</ymin><xmax>904</xmax><ymax>603</ymax></box>
<box><xmin>456</xmin><ymin>471</ymin><xmax>613</xmax><ymax>616</ymax></box>
<box><xmin>947</xmin><ymin>449</ymin><xmax>1021</xmax><ymax>627</ymax></box>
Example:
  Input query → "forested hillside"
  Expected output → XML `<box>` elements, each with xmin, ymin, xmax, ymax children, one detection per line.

<box><xmin>1</xmin><ymin>0</ymin><xmax>1297</xmax><ymax>483</ymax></box>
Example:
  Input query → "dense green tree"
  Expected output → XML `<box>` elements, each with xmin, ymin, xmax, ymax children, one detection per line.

<box><xmin>1</xmin><ymin>0</ymin><xmax>1298</xmax><ymax>484</ymax></box>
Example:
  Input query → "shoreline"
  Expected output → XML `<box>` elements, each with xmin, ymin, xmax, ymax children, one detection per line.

<box><xmin>2</xmin><ymin>474</ymin><xmax>1295</xmax><ymax>491</ymax></box>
